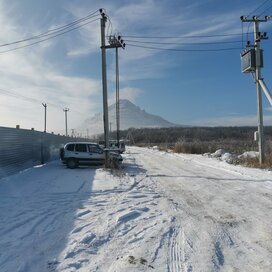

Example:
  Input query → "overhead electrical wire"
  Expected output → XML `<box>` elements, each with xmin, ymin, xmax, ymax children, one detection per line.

<box><xmin>124</xmin><ymin>39</ymin><xmax>242</xmax><ymax>46</ymax></box>
<box><xmin>0</xmin><ymin>7</ymin><xmax>250</xmax><ymax>54</ymax></box>
<box><xmin>247</xmin><ymin>0</ymin><xmax>272</xmax><ymax>17</ymax></box>
<box><xmin>0</xmin><ymin>87</ymin><xmax>86</xmax><ymax>116</ymax></box>
<box><xmin>0</xmin><ymin>18</ymin><xmax>100</xmax><ymax>54</ymax></box>
<box><xmin>0</xmin><ymin>10</ymin><xmax>101</xmax><ymax>53</ymax></box>
<box><xmin>0</xmin><ymin>88</ymin><xmax>43</xmax><ymax>104</ymax></box>
<box><xmin>0</xmin><ymin>10</ymin><xmax>100</xmax><ymax>48</ymax></box>
<box><xmin>126</xmin><ymin>43</ymin><xmax>243</xmax><ymax>52</ymax></box>
<box><xmin>122</xmin><ymin>31</ymin><xmax>247</xmax><ymax>52</ymax></box>
<box><xmin>258</xmin><ymin>3</ymin><xmax>272</xmax><ymax>16</ymax></box>
<box><xmin>122</xmin><ymin>33</ymin><xmax>248</xmax><ymax>39</ymax></box>
<box><xmin>123</xmin><ymin>33</ymin><xmax>245</xmax><ymax>52</ymax></box>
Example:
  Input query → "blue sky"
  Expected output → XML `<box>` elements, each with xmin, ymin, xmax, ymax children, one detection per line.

<box><xmin>0</xmin><ymin>0</ymin><xmax>272</xmax><ymax>135</ymax></box>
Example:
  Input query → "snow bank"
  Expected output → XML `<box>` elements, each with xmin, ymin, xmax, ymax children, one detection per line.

<box><xmin>204</xmin><ymin>149</ymin><xmax>237</xmax><ymax>164</ymax></box>
<box><xmin>1</xmin><ymin>147</ymin><xmax>272</xmax><ymax>271</ymax></box>
<box><xmin>203</xmin><ymin>149</ymin><xmax>261</xmax><ymax>165</ymax></box>
<box><xmin>238</xmin><ymin>151</ymin><xmax>259</xmax><ymax>159</ymax></box>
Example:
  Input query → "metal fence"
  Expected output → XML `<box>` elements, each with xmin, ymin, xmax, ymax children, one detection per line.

<box><xmin>0</xmin><ymin>126</ymin><xmax>83</xmax><ymax>179</ymax></box>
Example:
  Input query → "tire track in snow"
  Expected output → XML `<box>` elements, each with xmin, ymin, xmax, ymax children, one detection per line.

<box><xmin>130</xmin><ymin>147</ymin><xmax>247</xmax><ymax>271</ymax></box>
<box><xmin>168</xmin><ymin>226</ymin><xmax>185</xmax><ymax>272</ymax></box>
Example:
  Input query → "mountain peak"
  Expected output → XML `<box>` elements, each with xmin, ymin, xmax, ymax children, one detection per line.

<box><xmin>78</xmin><ymin>99</ymin><xmax>180</xmax><ymax>135</ymax></box>
<box><xmin>109</xmin><ymin>99</ymin><xmax>137</xmax><ymax>109</ymax></box>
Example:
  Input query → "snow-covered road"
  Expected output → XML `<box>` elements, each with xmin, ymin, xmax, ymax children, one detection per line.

<box><xmin>0</xmin><ymin>146</ymin><xmax>271</xmax><ymax>272</ymax></box>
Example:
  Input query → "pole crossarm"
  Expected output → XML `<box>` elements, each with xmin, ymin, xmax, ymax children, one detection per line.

<box><xmin>107</xmin><ymin>35</ymin><xmax>125</xmax><ymax>49</ymax></box>
<box><xmin>104</xmin><ymin>44</ymin><xmax>122</xmax><ymax>49</ymax></box>
<box><xmin>240</xmin><ymin>16</ymin><xmax>271</xmax><ymax>22</ymax></box>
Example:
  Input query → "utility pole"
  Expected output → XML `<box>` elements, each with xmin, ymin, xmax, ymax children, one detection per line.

<box><xmin>41</xmin><ymin>103</ymin><xmax>47</xmax><ymax>165</ymax></box>
<box><xmin>100</xmin><ymin>9</ymin><xmax>110</xmax><ymax>166</ymax></box>
<box><xmin>108</xmin><ymin>35</ymin><xmax>125</xmax><ymax>146</ymax></box>
<box><xmin>63</xmin><ymin>108</ymin><xmax>69</xmax><ymax>136</ymax></box>
<box><xmin>241</xmin><ymin>15</ymin><xmax>270</xmax><ymax>165</ymax></box>
<box><xmin>42</xmin><ymin>103</ymin><xmax>47</xmax><ymax>132</ymax></box>
<box><xmin>254</xmin><ymin>19</ymin><xmax>264</xmax><ymax>165</ymax></box>
<box><xmin>116</xmin><ymin>46</ymin><xmax>120</xmax><ymax>145</ymax></box>
<box><xmin>99</xmin><ymin>9</ymin><xmax>125</xmax><ymax>166</ymax></box>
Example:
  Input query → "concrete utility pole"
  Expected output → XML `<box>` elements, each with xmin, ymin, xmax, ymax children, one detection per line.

<box><xmin>115</xmin><ymin>46</ymin><xmax>120</xmax><ymax>144</ymax></box>
<box><xmin>254</xmin><ymin>19</ymin><xmax>264</xmax><ymax>165</ymax></box>
<box><xmin>63</xmin><ymin>108</ymin><xmax>69</xmax><ymax>136</ymax></box>
<box><xmin>108</xmin><ymin>35</ymin><xmax>125</xmax><ymax>146</ymax></box>
<box><xmin>100</xmin><ymin>9</ymin><xmax>110</xmax><ymax>166</ymax></box>
<box><xmin>241</xmin><ymin>15</ymin><xmax>270</xmax><ymax>165</ymax></box>
<box><xmin>42</xmin><ymin>103</ymin><xmax>47</xmax><ymax>132</ymax></box>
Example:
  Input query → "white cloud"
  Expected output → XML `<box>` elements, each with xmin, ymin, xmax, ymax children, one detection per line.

<box><xmin>108</xmin><ymin>86</ymin><xmax>142</xmax><ymax>105</ymax></box>
<box><xmin>0</xmin><ymin>3</ymin><xmax>103</xmax><ymax>133</ymax></box>
<box><xmin>120</xmin><ymin>87</ymin><xmax>142</xmax><ymax>102</ymax></box>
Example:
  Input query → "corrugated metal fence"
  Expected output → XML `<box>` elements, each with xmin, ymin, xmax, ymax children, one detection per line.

<box><xmin>0</xmin><ymin>126</ymin><xmax>83</xmax><ymax>179</ymax></box>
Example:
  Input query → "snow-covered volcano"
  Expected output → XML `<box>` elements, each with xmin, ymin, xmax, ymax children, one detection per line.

<box><xmin>78</xmin><ymin>99</ymin><xmax>179</xmax><ymax>135</ymax></box>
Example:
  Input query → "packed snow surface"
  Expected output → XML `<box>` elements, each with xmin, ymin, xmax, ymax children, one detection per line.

<box><xmin>0</xmin><ymin>146</ymin><xmax>272</xmax><ymax>271</ymax></box>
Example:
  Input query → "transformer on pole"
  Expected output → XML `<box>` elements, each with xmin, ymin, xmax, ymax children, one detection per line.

<box><xmin>240</xmin><ymin>15</ymin><xmax>272</xmax><ymax>165</ymax></box>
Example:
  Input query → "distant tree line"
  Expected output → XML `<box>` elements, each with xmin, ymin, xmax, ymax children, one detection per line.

<box><xmin>118</xmin><ymin>126</ymin><xmax>272</xmax><ymax>143</ymax></box>
<box><xmin>95</xmin><ymin>126</ymin><xmax>272</xmax><ymax>154</ymax></box>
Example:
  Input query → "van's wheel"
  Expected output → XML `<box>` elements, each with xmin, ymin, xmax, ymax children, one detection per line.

<box><xmin>67</xmin><ymin>158</ymin><xmax>78</xmax><ymax>169</ymax></box>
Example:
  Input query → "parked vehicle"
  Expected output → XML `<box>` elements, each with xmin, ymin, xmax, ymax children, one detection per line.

<box><xmin>119</xmin><ymin>140</ymin><xmax>126</xmax><ymax>153</ymax></box>
<box><xmin>60</xmin><ymin>142</ymin><xmax>122</xmax><ymax>168</ymax></box>
<box><xmin>109</xmin><ymin>140</ymin><xmax>126</xmax><ymax>154</ymax></box>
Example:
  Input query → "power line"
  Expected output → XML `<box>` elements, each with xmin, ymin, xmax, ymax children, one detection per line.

<box><xmin>122</xmin><ymin>33</ymin><xmax>246</xmax><ymax>51</ymax></box>
<box><xmin>0</xmin><ymin>11</ymin><xmax>101</xmax><ymax>54</ymax></box>
<box><xmin>122</xmin><ymin>33</ymin><xmax>248</xmax><ymax>39</ymax></box>
<box><xmin>247</xmin><ymin>0</ymin><xmax>272</xmax><ymax>17</ymax></box>
<box><xmin>126</xmin><ymin>43</ymin><xmax>243</xmax><ymax>52</ymax></box>
<box><xmin>124</xmin><ymin>39</ymin><xmax>242</xmax><ymax>46</ymax></box>
<box><xmin>259</xmin><ymin>3</ymin><xmax>272</xmax><ymax>16</ymax></box>
<box><xmin>0</xmin><ymin>10</ymin><xmax>100</xmax><ymax>48</ymax></box>
<box><xmin>0</xmin><ymin>88</ymin><xmax>42</xmax><ymax>104</ymax></box>
<box><xmin>0</xmin><ymin>87</ymin><xmax>87</xmax><ymax>116</ymax></box>
<box><xmin>120</xmin><ymin>32</ymin><xmax>248</xmax><ymax>52</ymax></box>
<box><xmin>0</xmin><ymin>18</ymin><xmax>100</xmax><ymax>54</ymax></box>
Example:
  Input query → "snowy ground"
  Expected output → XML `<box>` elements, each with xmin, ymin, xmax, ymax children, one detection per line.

<box><xmin>0</xmin><ymin>146</ymin><xmax>272</xmax><ymax>272</ymax></box>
